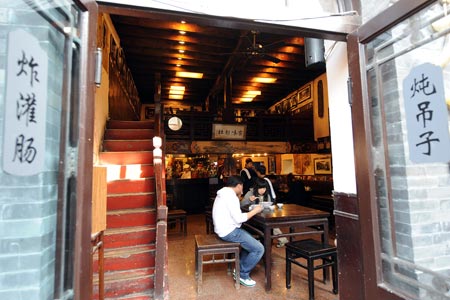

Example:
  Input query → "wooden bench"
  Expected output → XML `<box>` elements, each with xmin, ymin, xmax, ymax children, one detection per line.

<box><xmin>194</xmin><ymin>234</ymin><xmax>240</xmax><ymax>293</ymax></box>
<box><xmin>167</xmin><ymin>209</ymin><xmax>187</xmax><ymax>236</ymax></box>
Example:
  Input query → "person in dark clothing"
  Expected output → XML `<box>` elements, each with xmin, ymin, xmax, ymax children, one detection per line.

<box><xmin>284</xmin><ymin>173</ymin><xmax>308</xmax><ymax>206</ymax></box>
<box><xmin>240</xmin><ymin>158</ymin><xmax>258</xmax><ymax>195</ymax></box>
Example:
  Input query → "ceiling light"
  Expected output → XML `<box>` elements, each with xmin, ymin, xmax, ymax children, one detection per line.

<box><xmin>178</xmin><ymin>49</ymin><xmax>185</xmax><ymax>53</ymax></box>
<box><xmin>244</xmin><ymin>90</ymin><xmax>261</xmax><ymax>96</ymax></box>
<box><xmin>178</xmin><ymin>41</ymin><xmax>185</xmax><ymax>45</ymax></box>
<box><xmin>179</xmin><ymin>30</ymin><xmax>186</xmax><ymax>35</ymax></box>
<box><xmin>169</xmin><ymin>94</ymin><xmax>184</xmax><ymax>100</ymax></box>
<box><xmin>170</xmin><ymin>85</ymin><xmax>185</xmax><ymax>91</ymax></box>
<box><xmin>240</xmin><ymin>97</ymin><xmax>254</xmax><ymax>102</ymax></box>
<box><xmin>176</xmin><ymin>64</ymin><xmax>181</xmax><ymax>67</ymax></box>
<box><xmin>180</xmin><ymin>20</ymin><xmax>186</xmax><ymax>24</ymax></box>
<box><xmin>176</xmin><ymin>71</ymin><xmax>203</xmax><ymax>79</ymax></box>
<box><xmin>253</xmin><ymin>77</ymin><xmax>277</xmax><ymax>83</ymax></box>
<box><xmin>177</xmin><ymin>57</ymin><xmax>183</xmax><ymax>60</ymax></box>
<box><xmin>169</xmin><ymin>86</ymin><xmax>185</xmax><ymax>95</ymax></box>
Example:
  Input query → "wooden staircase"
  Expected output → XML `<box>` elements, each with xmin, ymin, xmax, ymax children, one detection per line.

<box><xmin>94</xmin><ymin>120</ymin><xmax>158</xmax><ymax>300</ymax></box>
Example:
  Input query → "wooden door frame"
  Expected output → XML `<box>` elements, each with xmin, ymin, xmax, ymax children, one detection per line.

<box><xmin>347</xmin><ymin>0</ymin><xmax>435</xmax><ymax>299</ymax></box>
<box><xmin>73</xmin><ymin>1</ymin><xmax>98</xmax><ymax>299</ymax></box>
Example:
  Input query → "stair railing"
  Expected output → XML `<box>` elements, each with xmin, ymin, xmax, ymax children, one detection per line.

<box><xmin>152</xmin><ymin>135</ymin><xmax>169</xmax><ymax>300</ymax></box>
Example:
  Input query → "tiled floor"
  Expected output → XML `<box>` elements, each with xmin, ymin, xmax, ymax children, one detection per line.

<box><xmin>168</xmin><ymin>214</ymin><xmax>339</xmax><ymax>300</ymax></box>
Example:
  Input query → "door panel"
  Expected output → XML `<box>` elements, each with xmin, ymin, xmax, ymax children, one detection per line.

<box><xmin>349</xmin><ymin>0</ymin><xmax>450</xmax><ymax>299</ymax></box>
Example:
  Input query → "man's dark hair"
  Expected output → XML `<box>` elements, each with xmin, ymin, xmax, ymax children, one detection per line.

<box><xmin>258</xmin><ymin>164</ymin><xmax>266</xmax><ymax>175</ymax></box>
<box><xmin>245</xmin><ymin>158</ymin><xmax>253</xmax><ymax>164</ymax></box>
<box><xmin>225</xmin><ymin>175</ymin><xmax>243</xmax><ymax>187</ymax></box>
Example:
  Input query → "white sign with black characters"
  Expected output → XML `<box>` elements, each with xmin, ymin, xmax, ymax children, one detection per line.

<box><xmin>403</xmin><ymin>63</ymin><xmax>450</xmax><ymax>163</ymax></box>
<box><xmin>3</xmin><ymin>29</ymin><xmax>48</xmax><ymax>176</ymax></box>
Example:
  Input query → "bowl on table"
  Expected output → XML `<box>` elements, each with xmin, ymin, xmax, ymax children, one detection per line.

<box><xmin>260</xmin><ymin>201</ymin><xmax>273</xmax><ymax>209</ymax></box>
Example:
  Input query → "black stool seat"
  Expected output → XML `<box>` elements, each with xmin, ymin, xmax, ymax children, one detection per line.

<box><xmin>286</xmin><ymin>239</ymin><xmax>338</xmax><ymax>300</ymax></box>
<box><xmin>168</xmin><ymin>209</ymin><xmax>187</xmax><ymax>236</ymax></box>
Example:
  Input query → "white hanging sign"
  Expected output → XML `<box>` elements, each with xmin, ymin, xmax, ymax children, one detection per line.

<box><xmin>403</xmin><ymin>63</ymin><xmax>450</xmax><ymax>163</ymax></box>
<box><xmin>3</xmin><ymin>29</ymin><xmax>48</xmax><ymax>176</ymax></box>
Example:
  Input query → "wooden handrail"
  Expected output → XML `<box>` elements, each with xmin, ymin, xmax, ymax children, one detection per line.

<box><xmin>153</xmin><ymin>99</ymin><xmax>169</xmax><ymax>300</ymax></box>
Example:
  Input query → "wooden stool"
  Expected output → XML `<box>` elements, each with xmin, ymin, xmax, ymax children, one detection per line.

<box><xmin>194</xmin><ymin>234</ymin><xmax>240</xmax><ymax>293</ymax></box>
<box><xmin>168</xmin><ymin>209</ymin><xmax>187</xmax><ymax>236</ymax></box>
<box><xmin>285</xmin><ymin>239</ymin><xmax>338</xmax><ymax>300</ymax></box>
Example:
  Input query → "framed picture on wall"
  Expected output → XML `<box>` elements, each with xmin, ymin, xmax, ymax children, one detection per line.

<box><xmin>268</xmin><ymin>156</ymin><xmax>276</xmax><ymax>174</ymax></box>
<box><xmin>314</xmin><ymin>157</ymin><xmax>332</xmax><ymax>174</ymax></box>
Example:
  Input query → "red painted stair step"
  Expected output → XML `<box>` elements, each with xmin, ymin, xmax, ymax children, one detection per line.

<box><xmin>103</xmin><ymin>140</ymin><xmax>154</xmax><ymax>152</ymax></box>
<box><xmin>100</xmin><ymin>244</ymin><xmax>155</xmax><ymax>272</ymax></box>
<box><xmin>107</xmin><ymin>208</ymin><xmax>156</xmax><ymax>228</ymax></box>
<box><xmin>104</xmin><ymin>128</ymin><xmax>154</xmax><ymax>140</ymax></box>
<box><xmin>100</xmin><ymin>151</ymin><xmax>154</xmax><ymax>165</ymax></box>
<box><xmin>108</xmin><ymin>178</ymin><xmax>155</xmax><ymax>194</ymax></box>
<box><xmin>107</xmin><ymin>120</ymin><xmax>155</xmax><ymax>130</ymax></box>
<box><xmin>104</xmin><ymin>225</ymin><xmax>156</xmax><ymax>248</ymax></box>
<box><xmin>107</xmin><ymin>193</ymin><xmax>155</xmax><ymax>211</ymax></box>
<box><xmin>92</xmin><ymin>267</ymin><xmax>154</xmax><ymax>299</ymax></box>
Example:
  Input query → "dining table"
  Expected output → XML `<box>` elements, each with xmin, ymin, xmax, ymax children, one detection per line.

<box><xmin>242</xmin><ymin>203</ymin><xmax>330</xmax><ymax>291</ymax></box>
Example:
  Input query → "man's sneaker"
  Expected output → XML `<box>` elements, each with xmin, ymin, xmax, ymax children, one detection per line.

<box><xmin>239</xmin><ymin>277</ymin><xmax>256</xmax><ymax>287</ymax></box>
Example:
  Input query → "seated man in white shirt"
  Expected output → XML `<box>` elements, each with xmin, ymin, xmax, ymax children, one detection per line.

<box><xmin>212</xmin><ymin>175</ymin><xmax>264</xmax><ymax>287</ymax></box>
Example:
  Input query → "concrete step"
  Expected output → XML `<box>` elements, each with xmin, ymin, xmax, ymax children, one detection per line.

<box><xmin>103</xmin><ymin>140</ymin><xmax>154</xmax><ymax>152</ymax></box>
<box><xmin>108</xmin><ymin>178</ymin><xmax>155</xmax><ymax>194</ymax></box>
<box><xmin>104</xmin><ymin>128</ymin><xmax>154</xmax><ymax>140</ymax></box>
<box><xmin>100</xmin><ymin>151</ymin><xmax>154</xmax><ymax>165</ymax></box>
<box><xmin>104</xmin><ymin>225</ymin><xmax>156</xmax><ymax>248</ymax></box>
<box><xmin>107</xmin><ymin>208</ymin><xmax>156</xmax><ymax>229</ymax></box>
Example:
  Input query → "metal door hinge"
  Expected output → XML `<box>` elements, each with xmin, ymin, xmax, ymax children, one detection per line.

<box><xmin>347</xmin><ymin>76</ymin><xmax>353</xmax><ymax>106</ymax></box>
<box><xmin>95</xmin><ymin>47</ymin><xmax>102</xmax><ymax>87</ymax></box>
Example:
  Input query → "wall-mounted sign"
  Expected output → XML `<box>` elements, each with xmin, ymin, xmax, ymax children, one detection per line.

<box><xmin>403</xmin><ymin>63</ymin><xmax>450</xmax><ymax>163</ymax></box>
<box><xmin>3</xmin><ymin>29</ymin><xmax>48</xmax><ymax>176</ymax></box>
<box><xmin>212</xmin><ymin>123</ymin><xmax>246</xmax><ymax>140</ymax></box>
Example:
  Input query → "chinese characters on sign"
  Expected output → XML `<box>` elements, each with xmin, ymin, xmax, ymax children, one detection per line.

<box><xmin>212</xmin><ymin>124</ymin><xmax>246</xmax><ymax>140</ymax></box>
<box><xmin>3</xmin><ymin>29</ymin><xmax>48</xmax><ymax>176</ymax></box>
<box><xmin>403</xmin><ymin>63</ymin><xmax>450</xmax><ymax>163</ymax></box>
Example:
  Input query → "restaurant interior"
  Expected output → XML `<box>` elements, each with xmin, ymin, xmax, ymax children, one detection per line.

<box><xmin>97</xmin><ymin>6</ymin><xmax>344</xmax><ymax>299</ymax></box>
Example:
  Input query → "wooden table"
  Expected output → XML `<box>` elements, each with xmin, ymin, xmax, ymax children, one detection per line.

<box><xmin>243</xmin><ymin>204</ymin><xmax>330</xmax><ymax>291</ymax></box>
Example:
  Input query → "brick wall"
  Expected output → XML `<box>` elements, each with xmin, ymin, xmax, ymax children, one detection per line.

<box><xmin>0</xmin><ymin>2</ymin><xmax>69</xmax><ymax>299</ymax></box>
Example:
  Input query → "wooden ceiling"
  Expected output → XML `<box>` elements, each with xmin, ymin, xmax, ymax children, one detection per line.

<box><xmin>109</xmin><ymin>12</ymin><xmax>326</xmax><ymax>110</ymax></box>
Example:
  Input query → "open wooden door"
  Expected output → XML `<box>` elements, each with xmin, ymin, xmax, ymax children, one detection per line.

<box><xmin>348</xmin><ymin>0</ymin><xmax>450</xmax><ymax>299</ymax></box>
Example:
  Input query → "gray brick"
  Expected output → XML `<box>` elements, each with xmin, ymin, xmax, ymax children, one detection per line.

<box><xmin>0</xmin><ymin>232</ymin><xmax>53</xmax><ymax>255</ymax></box>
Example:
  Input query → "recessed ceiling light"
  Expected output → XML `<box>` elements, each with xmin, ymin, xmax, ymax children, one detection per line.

<box><xmin>176</xmin><ymin>71</ymin><xmax>203</xmax><ymax>79</ymax></box>
<box><xmin>178</xmin><ymin>41</ymin><xmax>185</xmax><ymax>45</ymax></box>
<box><xmin>176</xmin><ymin>64</ymin><xmax>181</xmax><ymax>67</ymax></box>
<box><xmin>180</xmin><ymin>20</ymin><xmax>186</xmax><ymax>24</ymax></box>
<box><xmin>178</xmin><ymin>49</ymin><xmax>185</xmax><ymax>53</ymax></box>
<box><xmin>240</xmin><ymin>97</ymin><xmax>254</xmax><ymax>102</ymax></box>
<box><xmin>179</xmin><ymin>30</ymin><xmax>186</xmax><ymax>35</ymax></box>
<box><xmin>170</xmin><ymin>85</ymin><xmax>185</xmax><ymax>92</ymax></box>
<box><xmin>253</xmin><ymin>77</ymin><xmax>277</xmax><ymax>83</ymax></box>
<box><xmin>244</xmin><ymin>90</ymin><xmax>261</xmax><ymax>96</ymax></box>
<box><xmin>169</xmin><ymin>94</ymin><xmax>184</xmax><ymax>100</ymax></box>
<box><xmin>177</xmin><ymin>57</ymin><xmax>183</xmax><ymax>60</ymax></box>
